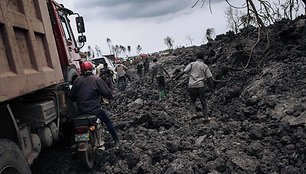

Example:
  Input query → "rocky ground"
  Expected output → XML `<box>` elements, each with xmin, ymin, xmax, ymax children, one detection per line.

<box><xmin>31</xmin><ymin>16</ymin><xmax>306</xmax><ymax>174</ymax></box>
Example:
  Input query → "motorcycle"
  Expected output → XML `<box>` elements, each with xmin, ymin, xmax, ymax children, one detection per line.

<box><xmin>72</xmin><ymin>114</ymin><xmax>103</xmax><ymax>169</ymax></box>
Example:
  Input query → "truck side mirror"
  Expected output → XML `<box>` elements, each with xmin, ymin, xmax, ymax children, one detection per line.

<box><xmin>78</xmin><ymin>35</ymin><xmax>87</xmax><ymax>43</ymax></box>
<box><xmin>76</xmin><ymin>16</ymin><xmax>85</xmax><ymax>33</ymax></box>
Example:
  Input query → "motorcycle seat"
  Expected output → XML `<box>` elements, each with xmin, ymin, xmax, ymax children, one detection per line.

<box><xmin>73</xmin><ymin>114</ymin><xmax>97</xmax><ymax>125</ymax></box>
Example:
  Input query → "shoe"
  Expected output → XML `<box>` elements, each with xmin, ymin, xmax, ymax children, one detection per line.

<box><xmin>98</xmin><ymin>146</ymin><xmax>105</xmax><ymax>151</ymax></box>
<box><xmin>97</xmin><ymin>140</ymin><xmax>105</xmax><ymax>147</ymax></box>
<box><xmin>113</xmin><ymin>139</ymin><xmax>120</xmax><ymax>149</ymax></box>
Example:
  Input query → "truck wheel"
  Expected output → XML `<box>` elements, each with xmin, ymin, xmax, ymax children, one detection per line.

<box><xmin>0</xmin><ymin>139</ymin><xmax>31</xmax><ymax>174</ymax></box>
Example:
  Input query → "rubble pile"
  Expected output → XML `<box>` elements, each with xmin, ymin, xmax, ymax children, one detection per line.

<box><xmin>32</xmin><ymin>16</ymin><xmax>306</xmax><ymax>174</ymax></box>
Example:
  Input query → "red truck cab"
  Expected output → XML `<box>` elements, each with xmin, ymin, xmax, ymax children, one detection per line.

<box><xmin>48</xmin><ymin>0</ymin><xmax>86</xmax><ymax>83</ymax></box>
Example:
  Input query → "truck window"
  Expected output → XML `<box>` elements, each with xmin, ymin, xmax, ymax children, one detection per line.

<box><xmin>58</xmin><ymin>11</ymin><xmax>77</xmax><ymax>47</ymax></box>
<box><xmin>60</xmin><ymin>16</ymin><xmax>71</xmax><ymax>41</ymax></box>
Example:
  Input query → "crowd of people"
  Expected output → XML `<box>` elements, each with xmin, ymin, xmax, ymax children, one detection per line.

<box><xmin>69</xmin><ymin>52</ymin><xmax>214</xmax><ymax>147</ymax></box>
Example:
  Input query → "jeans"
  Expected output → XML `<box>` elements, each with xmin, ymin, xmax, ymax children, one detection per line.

<box><xmin>101</xmin><ymin>75</ymin><xmax>113</xmax><ymax>90</ymax></box>
<box><xmin>125</xmin><ymin>73</ymin><xmax>132</xmax><ymax>81</ymax></box>
<box><xmin>156</xmin><ymin>76</ymin><xmax>165</xmax><ymax>91</ymax></box>
<box><xmin>96</xmin><ymin>110</ymin><xmax>119</xmax><ymax>142</ymax></box>
<box><xmin>117</xmin><ymin>76</ymin><xmax>127</xmax><ymax>91</ymax></box>
<box><xmin>144</xmin><ymin>68</ymin><xmax>150</xmax><ymax>76</ymax></box>
<box><xmin>188</xmin><ymin>87</ymin><xmax>208</xmax><ymax>118</ymax></box>
<box><xmin>156</xmin><ymin>76</ymin><xmax>166</xmax><ymax>99</ymax></box>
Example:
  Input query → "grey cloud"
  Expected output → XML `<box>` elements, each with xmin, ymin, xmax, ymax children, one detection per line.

<box><xmin>73</xmin><ymin>0</ymin><xmax>197</xmax><ymax>20</ymax></box>
<box><xmin>76</xmin><ymin>0</ymin><xmax>165</xmax><ymax>8</ymax></box>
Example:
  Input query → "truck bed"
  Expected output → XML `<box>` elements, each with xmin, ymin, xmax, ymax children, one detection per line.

<box><xmin>0</xmin><ymin>0</ymin><xmax>63</xmax><ymax>102</ymax></box>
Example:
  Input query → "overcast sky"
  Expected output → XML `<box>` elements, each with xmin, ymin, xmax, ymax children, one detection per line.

<box><xmin>55</xmin><ymin>0</ymin><xmax>296</xmax><ymax>57</ymax></box>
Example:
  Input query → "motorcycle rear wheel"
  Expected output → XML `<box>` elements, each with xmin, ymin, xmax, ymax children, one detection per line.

<box><xmin>79</xmin><ymin>132</ymin><xmax>96</xmax><ymax>169</ymax></box>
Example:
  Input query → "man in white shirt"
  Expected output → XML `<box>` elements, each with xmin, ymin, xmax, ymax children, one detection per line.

<box><xmin>174</xmin><ymin>52</ymin><xmax>214</xmax><ymax>121</ymax></box>
<box><xmin>115</xmin><ymin>62</ymin><xmax>131</xmax><ymax>81</ymax></box>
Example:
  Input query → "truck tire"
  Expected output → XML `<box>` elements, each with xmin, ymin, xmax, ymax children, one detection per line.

<box><xmin>0</xmin><ymin>139</ymin><xmax>31</xmax><ymax>174</ymax></box>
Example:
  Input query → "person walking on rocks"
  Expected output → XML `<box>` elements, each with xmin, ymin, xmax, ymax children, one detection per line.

<box><xmin>115</xmin><ymin>61</ymin><xmax>132</xmax><ymax>82</ymax></box>
<box><xmin>151</xmin><ymin>58</ymin><xmax>170</xmax><ymax>100</ymax></box>
<box><xmin>100</xmin><ymin>63</ymin><xmax>114</xmax><ymax>91</ymax></box>
<box><xmin>136</xmin><ymin>62</ymin><xmax>144</xmax><ymax>79</ymax></box>
<box><xmin>173</xmin><ymin>52</ymin><xmax>214</xmax><ymax>121</ymax></box>
<box><xmin>143</xmin><ymin>58</ymin><xmax>150</xmax><ymax>76</ymax></box>
<box><xmin>99</xmin><ymin>62</ymin><xmax>114</xmax><ymax>105</ymax></box>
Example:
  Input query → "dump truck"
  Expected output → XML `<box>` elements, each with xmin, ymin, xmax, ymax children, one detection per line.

<box><xmin>0</xmin><ymin>0</ymin><xmax>86</xmax><ymax>173</ymax></box>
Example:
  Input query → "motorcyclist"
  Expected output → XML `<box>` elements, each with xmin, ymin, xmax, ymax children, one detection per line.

<box><xmin>143</xmin><ymin>58</ymin><xmax>150</xmax><ymax>76</ymax></box>
<box><xmin>70</xmin><ymin>61</ymin><xmax>119</xmax><ymax>144</ymax></box>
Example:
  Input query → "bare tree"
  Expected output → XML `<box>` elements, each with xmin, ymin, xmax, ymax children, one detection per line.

<box><xmin>120</xmin><ymin>45</ymin><xmax>126</xmax><ymax>58</ymax></box>
<box><xmin>164</xmin><ymin>36</ymin><xmax>174</xmax><ymax>50</ymax></box>
<box><xmin>186</xmin><ymin>35</ymin><xmax>194</xmax><ymax>46</ymax></box>
<box><xmin>205</xmin><ymin>28</ymin><xmax>215</xmax><ymax>42</ymax></box>
<box><xmin>281</xmin><ymin>0</ymin><xmax>301</xmax><ymax>20</ymax></box>
<box><xmin>117</xmin><ymin>45</ymin><xmax>123</xmax><ymax>58</ymax></box>
<box><xmin>113</xmin><ymin>45</ymin><xmax>119</xmax><ymax>58</ymax></box>
<box><xmin>225</xmin><ymin>7</ymin><xmax>243</xmax><ymax>33</ymax></box>
<box><xmin>95</xmin><ymin>45</ymin><xmax>102</xmax><ymax>57</ymax></box>
<box><xmin>111</xmin><ymin>45</ymin><xmax>115</xmax><ymax>57</ymax></box>
<box><xmin>193</xmin><ymin>0</ymin><xmax>305</xmax><ymax>69</ymax></box>
<box><xmin>87</xmin><ymin>45</ymin><xmax>94</xmax><ymax>58</ymax></box>
<box><xmin>192</xmin><ymin>0</ymin><xmax>213</xmax><ymax>13</ymax></box>
<box><xmin>194</xmin><ymin>0</ymin><xmax>304</xmax><ymax>27</ymax></box>
<box><xmin>106</xmin><ymin>38</ymin><xmax>112</xmax><ymax>54</ymax></box>
<box><xmin>302</xmin><ymin>0</ymin><xmax>306</xmax><ymax>13</ymax></box>
<box><xmin>136</xmin><ymin>45</ymin><xmax>142</xmax><ymax>54</ymax></box>
<box><xmin>240</xmin><ymin>14</ymin><xmax>256</xmax><ymax>28</ymax></box>
<box><xmin>127</xmin><ymin>46</ymin><xmax>131</xmax><ymax>57</ymax></box>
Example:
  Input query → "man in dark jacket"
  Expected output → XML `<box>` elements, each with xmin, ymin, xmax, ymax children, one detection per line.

<box><xmin>174</xmin><ymin>52</ymin><xmax>214</xmax><ymax>121</ymax></box>
<box><xmin>100</xmin><ymin>63</ymin><xmax>114</xmax><ymax>90</ymax></box>
<box><xmin>70</xmin><ymin>61</ymin><xmax>119</xmax><ymax>143</ymax></box>
<box><xmin>143</xmin><ymin>58</ymin><xmax>150</xmax><ymax>76</ymax></box>
<box><xmin>136</xmin><ymin>62</ymin><xmax>144</xmax><ymax>79</ymax></box>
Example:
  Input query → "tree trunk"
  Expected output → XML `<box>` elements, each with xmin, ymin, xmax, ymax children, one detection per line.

<box><xmin>246</xmin><ymin>0</ymin><xmax>265</xmax><ymax>27</ymax></box>
<box><xmin>302</xmin><ymin>0</ymin><xmax>306</xmax><ymax>14</ymax></box>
